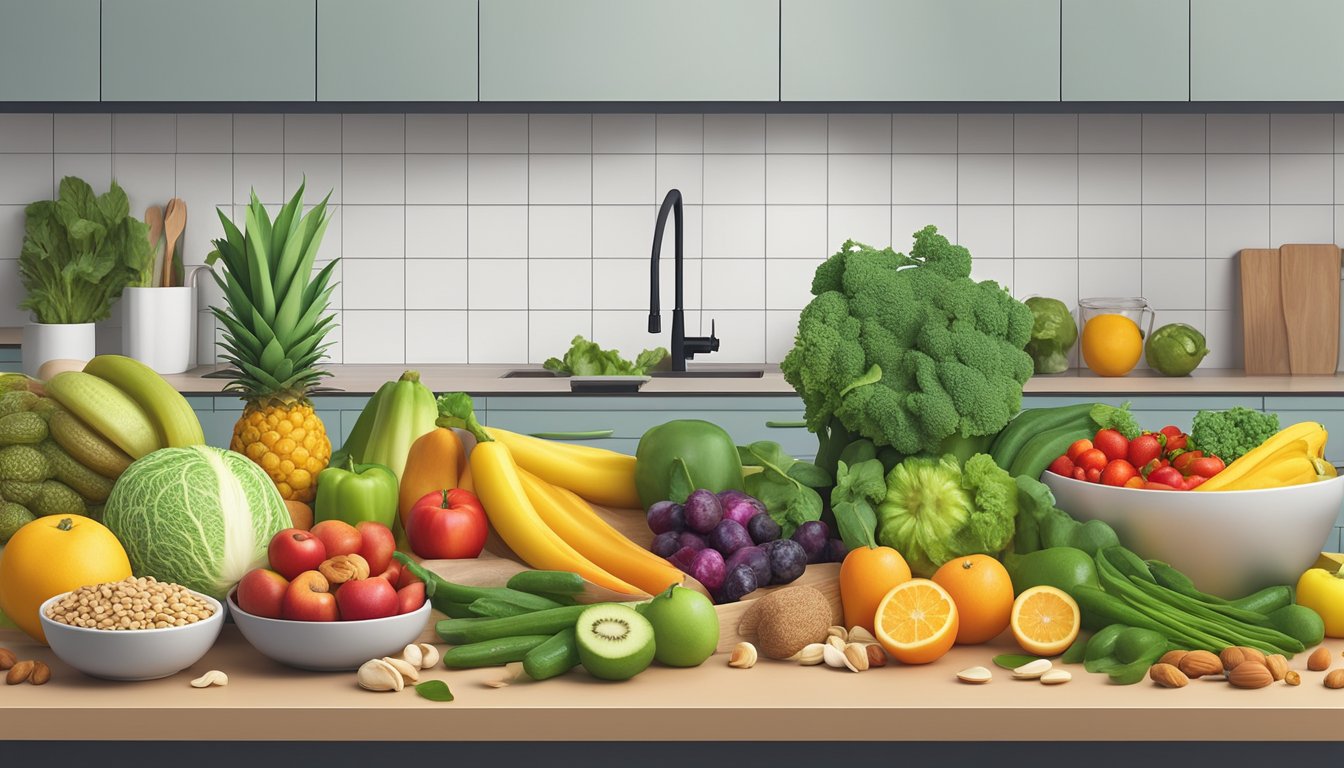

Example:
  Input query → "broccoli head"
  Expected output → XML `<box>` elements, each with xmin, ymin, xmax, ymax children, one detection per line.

<box><xmin>1191</xmin><ymin>407</ymin><xmax>1280</xmax><ymax>464</ymax></box>
<box><xmin>781</xmin><ymin>226</ymin><xmax>1035</xmax><ymax>471</ymax></box>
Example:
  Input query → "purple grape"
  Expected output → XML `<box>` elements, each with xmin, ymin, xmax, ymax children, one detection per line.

<box><xmin>667</xmin><ymin>546</ymin><xmax>700</xmax><ymax>574</ymax></box>
<box><xmin>721</xmin><ymin>495</ymin><xmax>766</xmax><ymax>527</ymax></box>
<box><xmin>747</xmin><ymin>513</ymin><xmax>781</xmax><ymax>544</ymax></box>
<box><xmin>650</xmin><ymin>530</ymin><xmax>681</xmax><ymax>558</ymax></box>
<box><xmin>645</xmin><ymin>500</ymin><xmax>685</xmax><ymax>535</ymax></box>
<box><xmin>792</xmin><ymin>521</ymin><xmax>830</xmax><ymax>564</ymax></box>
<box><xmin>676</xmin><ymin>531</ymin><xmax>707</xmax><ymax>551</ymax></box>
<box><xmin>717</xmin><ymin>563</ymin><xmax>758</xmax><ymax>604</ymax></box>
<box><xmin>718</xmin><ymin>488</ymin><xmax>750</xmax><ymax>504</ymax></box>
<box><xmin>762</xmin><ymin>539</ymin><xmax>807</xmax><ymax>585</ymax></box>
<box><xmin>724</xmin><ymin>545</ymin><xmax>771</xmax><ymax>588</ymax></box>
<box><xmin>824</xmin><ymin>538</ymin><xmax>849</xmax><ymax>563</ymax></box>
<box><xmin>683</xmin><ymin>489</ymin><xmax>723</xmax><ymax>534</ymax></box>
<box><xmin>708</xmin><ymin>519</ymin><xmax>753</xmax><ymax>556</ymax></box>
<box><xmin>690</xmin><ymin>548</ymin><xmax>726</xmax><ymax>591</ymax></box>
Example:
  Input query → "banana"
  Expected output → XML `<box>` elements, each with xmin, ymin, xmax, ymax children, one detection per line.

<box><xmin>1195</xmin><ymin>423</ymin><xmax>1326</xmax><ymax>491</ymax></box>
<box><xmin>485</xmin><ymin>427</ymin><xmax>640</xmax><ymax>509</ymax></box>
<box><xmin>42</xmin><ymin>371</ymin><xmax>159</xmax><ymax>459</ymax></box>
<box><xmin>82</xmin><ymin>355</ymin><xmax>205</xmax><ymax>448</ymax></box>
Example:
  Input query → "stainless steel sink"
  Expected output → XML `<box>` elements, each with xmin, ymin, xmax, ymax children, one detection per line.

<box><xmin>648</xmin><ymin>368</ymin><xmax>764</xmax><ymax>378</ymax></box>
<box><xmin>500</xmin><ymin>370</ymin><xmax>562</xmax><ymax>378</ymax></box>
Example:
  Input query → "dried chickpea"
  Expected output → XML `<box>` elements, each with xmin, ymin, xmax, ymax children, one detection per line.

<box><xmin>44</xmin><ymin>576</ymin><xmax>214</xmax><ymax>631</ymax></box>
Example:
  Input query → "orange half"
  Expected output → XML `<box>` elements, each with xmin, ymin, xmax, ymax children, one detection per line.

<box><xmin>1010</xmin><ymin>586</ymin><xmax>1080</xmax><ymax>656</ymax></box>
<box><xmin>873</xmin><ymin>578</ymin><xmax>959</xmax><ymax>665</ymax></box>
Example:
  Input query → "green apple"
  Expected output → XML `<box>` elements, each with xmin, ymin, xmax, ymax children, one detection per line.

<box><xmin>641</xmin><ymin>584</ymin><xmax>720</xmax><ymax>667</ymax></box>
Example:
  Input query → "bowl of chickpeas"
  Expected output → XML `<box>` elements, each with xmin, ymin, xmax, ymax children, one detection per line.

<box><xmin>39</xmin><ymin>576</ymin><xmax>224</xmax><ymax>681</ymax></box>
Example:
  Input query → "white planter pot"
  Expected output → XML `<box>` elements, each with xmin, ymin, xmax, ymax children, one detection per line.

<box><xmin>22</xmin><ymin>322</ymin><xmax>96</xmax><ymax>377</ymax></box>
<box><xmin>121</xmin><ymin>285</ymin><xmax>196</xmax><ymax>374</ymax></box>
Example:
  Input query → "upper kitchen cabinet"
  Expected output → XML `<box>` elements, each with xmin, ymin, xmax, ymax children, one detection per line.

<box><xmin>0</xmin><ymin>0</ymin><xmax>100</xmax><ymax>101</ymax></box>
<box><xmin>318</xmin><ymin>0</ymin><xmax>476</xmax><ymax>101</ymax></box>
<box><xmin>1192</xmin><ymin>0</ymin><xmax>1344</xmax><ymax>100</ymax></box>
<box><xmin>1062</xmin><ymin>0</ymin><xmax>1189</xmax><ymax>101</ymax></box>
<box><xmin>479</xmin><ymin>0</ymin><xmax>778</xmax><ymax>101</ymax></box>
<box><xmin>101</xmin><ymin>0</ymin><xmax>315</xmax><ymax>102</ymax></box>
<box><xmin>781</xmin><ymin>0</ymin><xmax>1059</xmax><ymax>101</ymax></box>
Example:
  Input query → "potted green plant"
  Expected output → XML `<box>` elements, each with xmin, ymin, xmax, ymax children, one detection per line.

<box><xmin>17</xmin><ymin>177</ymin><xmax>151</xmax><ymax>376</ymax></box>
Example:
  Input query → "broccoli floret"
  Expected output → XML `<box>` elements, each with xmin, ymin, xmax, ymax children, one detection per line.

<box><xmin>781</xmin><ymin>226</ymin><xmax>1035</xmax><ymax>475</ymax></box>
<box><xmin>1191</xmin><ymin>407</ymin><xmax>1280</xmax><ymax>464</ymax></box>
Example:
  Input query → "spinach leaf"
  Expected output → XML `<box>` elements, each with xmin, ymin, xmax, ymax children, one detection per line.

<box><xmin>737</xmin><ymin>441</ymin><xmax>830</xmax><ymax>538</ymax></box>
<box><xmin>830</xmin><ymin>458</ymin><xmax>886</xmax><ymax>550</ymax></box>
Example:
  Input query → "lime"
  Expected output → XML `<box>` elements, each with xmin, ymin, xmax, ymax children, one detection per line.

<box><xmin>0</xmin><ymin>502</ymin><xmax>35</xmax><ymax>543</ymax></box>
<box><xmin>1145</xmin><ymin>323</ymin><xmax>1210</xmax><ymax>376</ymax></box>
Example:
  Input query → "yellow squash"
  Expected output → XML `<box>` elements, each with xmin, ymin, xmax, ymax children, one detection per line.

<box><xmin>484</xmin><ymin>427</ymin><xmax>640</xmax><ymax>509</ymax></box>
<box><xmin>1195</xmin><ymin>422</ymin><xmax>1327</xmax><ymax>492</ymax></box>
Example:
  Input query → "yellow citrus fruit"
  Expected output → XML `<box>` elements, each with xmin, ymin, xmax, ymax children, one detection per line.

<box><xmin>874</xmin><ymin>578</ymin><xmax>960</xmax><ymax>665</ymax></box>
<box><xmin>840</xmin><ymin>545</ymin><xmax>912</xmax><ymax>633</ymax></box>
<box><xmin>1081</xmin><ymin>313</ymin><xmax>1143</xmax><ymax>377</ymax></box>
<box><xmin>1010</xmin><ymin>585</ymin><xmax>1080</xmax><ymax>656</ymax></box>
<box><xmin>931</xmin><ymin>554</ymin><xmax>1014</xmax><ymax>645</ymax></box>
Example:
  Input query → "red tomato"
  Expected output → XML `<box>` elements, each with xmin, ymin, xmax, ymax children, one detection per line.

<box><xmin>1123</xmin><ymin>476</ymin><xmax>1145</xmax><ymax>489</ymax></box>
<box><xmin>1085</xmin><ymin>467</ymin><xmax>1103</xmax><ymax>483</ymax></box>
<box><xmin>1148</xmin><ymin>465</ymin><xmax>1185</xmax><ymax>487</ymax></box>
<box><xmin>1189</xmin><ymin>456</ymin><xmax>1225</xmax><ymax>478</ymax></box>
<box><xmin>1172</xmin><ymin>450</ymin><xmax>1203</xmax><ymax>474</ymax></box>
<box><xmin>406</xmin><ymin>488</ymin><xmax>489</xmax><ymax>560</ymax></box>
<box><xmin>1067</xmin><ymin>439</ymin><xmax>1095</xmax><ymax>462</ymax></box>
<box><xmin>1073</xmin><ymin>467</ymin><xmax>1087</xmax><ymax>481</ymax></box>
<box><xmin>1159</xmin><ymin>426</ymin><xmax>1188</xmax><ymax>453</ymax></box>
<box><xmin>1048</xmin><ymin>455</ymin><xmax>1075</xmax><ymax>476</ymax></box>
<box><xmin>1101</xmin><ymin>459</ymin><xmax>1138</xmax><ymax>487</ymax></box>
<box><xmin>1183</xmin><ymin>475</ymin><xmax>1207</xmax><ymax>490</ymax></box>
<box><xmin>1127</xmin><ymin>434</ymin><xmax>1162</xmax><ymax>468</ymax></box>
<box><xmin>1076</xmin><ymin>448</ymin><xmax>1109</xmax><ymax>473</ymax></box>
<box><xmin>1093</xmin><ymin>429</ymin><xmax>1130</xmax><ymax>462</ymax></box>
<box><xmin>1144</xmin><ymin>481</ymin><xmax>1178</xmax><ymax>491</ymax></box>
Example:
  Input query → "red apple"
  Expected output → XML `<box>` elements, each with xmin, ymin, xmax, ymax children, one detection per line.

<box><xmin>282</xmin><ymin>570</ymin><xmax>339</xmax><ymax>621</ymax></box>
<box><xmin>378</xmin><ymin>558</ymin><xmax>403</xmax><ymax>588</ymax></box>
<box><xmin>397</xmin><ymin>582</ymin><xmax>426</xmax><ymax>615</ymax></box>
<box><xmin>395</xmin><ymin>562</ymin><xmax>421</xmax><ymax>591</ymax></box>
<box><xmin>268</xmin><ymin>528</ymin><xmax>327</xmax><ymax>580</ymax></box>
<box><xmin>336</xmin><ymin>576</ymin><xmax>399</xmax><ymax>621</ymax></box>
<box><xmin>355</xmin><ymin>521</ymin><xmax>395</xmax><ymax>575</ymax></box>
<box><xmin>310</xmin><ymin>519</ymin><xmax>362</xmax><ymax>557</ymax></box>
<box><xmin>237</xmin><ymin>568</ymin><xmax>289</xmax><ymax>618</ymax></box>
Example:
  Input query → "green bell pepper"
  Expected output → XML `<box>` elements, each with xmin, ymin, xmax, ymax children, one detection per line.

<box><xmin>313</xmin><ymin>456</ymin><xmax>399</xmax><ymax>529</ymax></box>
<box><xmin>634</xmin><ymin>419</ymin><xmax>743</xmax><ymax>507</ymax></box>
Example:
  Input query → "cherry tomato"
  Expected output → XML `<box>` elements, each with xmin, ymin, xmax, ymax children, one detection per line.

<box><xmin>1073</xmin><ymin>467</ymin><xmax>1087</xmax><ymax>482</ymax></box>
<box><xmin>1144</xmin><ymin>481</ymin><xmax>1178</xmax><ymax>491</ymax></box>
<box><xmin>1183</xmin><ymin>475</ymin><xmax>1207</xmax><ymax>490</ymax></box>
<box><xmin>1101</xmin><ymin>459</ymin><xmax>1138</xmax><ymax>487</ymax></box>
<box><xmin>1189</xmin><ymin>456</ymin><xmax>1225</xmax><ymax>478</ymax></box>
<box><xmin>1067</xmin><ymin>439</ymin><xmax>1095</xmax><ymax>462</ymax></box>
<box><xmin>1123</xmin><ymin>476</ymin><xmax>1145</xmax><ymax>489</ymax></box>
<box><xmin>1159</xmin><ymin>426</ymin><xmax>1188</xmax><ymax>453</ymax></box>
<box><xmin>1159</xmin><ymin>425</ymin><xmax>1182</xmax><ymax>439</ymax></box>
<box><xmin>1127</xmin><ymin>434</ymin><xmax>1162</xmax><ymax>468</ymax></box>
<box><xmin>1085</xmin><ymin>467</ymin><xmax>1103</xmax><ymax>483</ymax></box>
<box><xmin>1093</xmin><ymin>429</ymin><xmax>1130</xmax><ymax>462</ymax></box>
<box><xmin>1148</xmin><ymin>465</ymin><xmax>1185</xmax><ymax>487</ymax></box>
<box><xmin>1075</xmin><ymin>448</ymin><xmax>1109</xmax><ymax>473</ymax></box>
<box><xmin>1048</xmin><ymin>455</ymin><xmax>1075</xmax><ymax>476</ymax></box>
<box><xmin>1172</xmin><ymin>450</ymin><xmax>1203</xmax><ymax>474</ymax></box>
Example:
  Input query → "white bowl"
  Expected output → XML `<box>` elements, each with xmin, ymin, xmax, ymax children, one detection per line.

<box><xmin>39</xmin><ymin>589</ymin><xmax>225</xmax><ymax>681</ymax></box>
<box><xmin>227</xmin><ymin>592</ymin><xmax>430</xmax><ymax>672</ymax></box>
<box><xmin>1042</xmin><ymin>472</ymin><xmax>1344</xmax><ymax>599</ymax></box>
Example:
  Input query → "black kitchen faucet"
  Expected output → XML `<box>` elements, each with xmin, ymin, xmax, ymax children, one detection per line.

<box><xmin>649</xmin><ymin>188</ymin><xmax>718</xmax><ymax>372</ymax></box>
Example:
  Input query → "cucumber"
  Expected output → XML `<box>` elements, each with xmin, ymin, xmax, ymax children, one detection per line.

<box><xmin>0</xmin><ymin>445</ymin><xmax>51</xmax><ymax>482</ymax></box>
<box><xmin>49</xmin><ymin>409</ymin><xmax>133</xmax><ymax>479</ymax></box>
<box><xmin>0</xmin><ymin>480</ymin><xmax>41</xmax><ymax>505</ymax></box>
<box><xmin>30</xmin><ymin>480</ymin><xmax>85</xmax><ymax>518</ymax></box>
<box><xmin>396</xmin><ymin>553</ymin><xmax>564</xmax><ymax>613</ymax></box>
<box><xmin>523</xmin><ymin>628</ymin><xmax>580</xmax><ymax>681</ymax></box>
<box><xmin>1008</xmin><ymin>422</ymin><xmax>1099</xmax><ymax>480</ymax></box>
<box><xmin>990</xmin><ymin>404</ymin><xmax>1095</xmax><ymax>471</ymax></box>
<box><xmin>0</xmin><ymin>412</ymin><xmax>47</xmax><ymax>445</ymax></box>
<box><xmin>506</xmin><ymin>570</ymin><xmax>585</xmax><ymax>596</ymax></box>
<box><xmin>440</xmin><ymin>635</ymin><xmax>553</xmax><ymax>669</ymax></box>
<box><xmin>43</xmin><ymin>371</ymin><xmax>159</xmax><ymax>459</ymax></box>
<box><xmin>37</xmin><ymin>441</ymin><xmax>114</xmax><ymax>503</ymax></box>
<box><xmin>468</xmin><ymin>597</ymin><xmax>538</xmax><ymax>619</ymax></box>
<box><xmin>436</xmin><ymin>604</ymin><xmax>590</xmax><ymax>645</ymax></box>
<box><xmin>0</xmin><ymin>391</ymin><xmax>38</xmax><ymax>418</ymax></box>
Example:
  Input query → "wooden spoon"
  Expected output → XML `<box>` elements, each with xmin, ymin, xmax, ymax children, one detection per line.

<box><xmin>144</xmin><ymin>205</ymin><xmax>164</xmax><ymax>287</ymax></box>
<box><xmin>162</xmin><ymin>198</ymin><xmax>187</xmax><ymax>287</ymax></box>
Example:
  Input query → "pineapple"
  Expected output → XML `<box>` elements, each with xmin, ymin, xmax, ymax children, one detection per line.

<box><xmin>208</xmin><ymin>183</ymin><xmax>338</xmax><ymax>503</ymax></box>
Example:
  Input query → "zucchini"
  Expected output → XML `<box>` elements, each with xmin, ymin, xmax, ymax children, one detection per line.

<box><xmin>0</xmin><ymin>412</ymin><xmax>47</xmax><ymax>445</ymax></box>
<box><xmin>1008</xmin><ymin>423</ymin><xmax>1098</xmax><ymax>480</ymax></box>
<box><xmin>506</xmin><ymin>570</ymin><xmax>585</xmax><ymax>596</ymax></box>
<box><xmin>991</xmin><ymin>404</ymin><xmax>1095</xmax><ymax>472</ymax></box>
<box><xmin>0</xmin><ymin>445</ymin><xmax>51</xmax><ymax>482</ymax></box>
<box><xmin>440</xmin><ymin>635</ymin><xmax>553</xmax><ymax>669</ymax></box>
<box><xmin>49</xmin><ymin>409</ymin><xmax>133</xmax><ymax>478</ymax></box>
<box><xmin>29</xmin><ymin>480</ymin><xmax>85</xmax><ymax>518</ymax></box>
<box><xmin>523</xmin><ymin>628</ymin><xmax>580</xmax><ymax>681</ymax></box>
<box><xmin>437</xmin><ymin>604</ymin><xmax>590</xmax><ymax>645</ymax></box>
<box><xmin>37</xmin><ymin>441</ymin><xmax>114</xmax><ymax>503</ymax></box>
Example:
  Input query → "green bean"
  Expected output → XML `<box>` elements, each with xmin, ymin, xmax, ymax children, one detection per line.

<box><xmin>1072</xmin><ymin>586</ymin><xmax>1204</xmax><ymax>648</ymax></box>
<box><xmin>1127</xmin><ymin>577</ymin><xmax>1303</xmax><ymax>653</ymax></box>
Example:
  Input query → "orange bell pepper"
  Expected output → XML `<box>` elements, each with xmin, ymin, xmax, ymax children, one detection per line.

<box><xmin>397</xmin><ymin>427</ymin><xmax>462</xmax><ymax>529</ymax></box>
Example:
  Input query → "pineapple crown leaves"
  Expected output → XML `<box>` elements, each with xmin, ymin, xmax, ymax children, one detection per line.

<box><xmin>206</xmin><ymin>180</ymin><xmax>338</xmax><ymax>399</ymax></box>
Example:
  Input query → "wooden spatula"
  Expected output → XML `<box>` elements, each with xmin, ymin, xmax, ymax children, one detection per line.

<box><xmin>144</xmin><ymin>205</ymin><xmax>165</xmax><ymax>287</ymax></box>
<box><xmin>162</xmin><ymin>198</ymin><xmax>187</xmax><ymax>288</ymax></box>
<box><xmin>1279</xmin><ymin>244</ymin><xmax>1341</xmax><ymax>374</ymax></box>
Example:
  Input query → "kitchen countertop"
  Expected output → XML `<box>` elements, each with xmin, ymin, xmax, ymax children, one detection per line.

<box><xmin>1</xmin><ymin>625</ymin><xmax>1340</xmax><ymax>741</ymax></box>
<box><xmin>0</xmin><ymin>327</ymin><xmax>18</xmax><ymax>347</ymax></box>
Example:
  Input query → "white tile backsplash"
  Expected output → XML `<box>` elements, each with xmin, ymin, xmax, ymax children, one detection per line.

<box><xmin>6</xmin><ymin>110</ymin><xmax>1343</xmax><ymax>367</ymax></box>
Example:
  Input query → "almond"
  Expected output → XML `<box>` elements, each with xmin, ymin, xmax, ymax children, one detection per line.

<box><xmin>1265</xmin><ymin>654</ymin><xmax>1289</xmax><ymax>682</ymax></box>
<box><xmin>5</xmin><ymin>660</ymin><xmax>33</xmax><ymax>685</ymax></box>
<box><xmin>1178</xmin><ymin>650</ymin><xmax>1223</xmax><ymax>679</ymax></box>
<box><xmin>1149</xmin><ymin>663</ymin><xmax>1189</xmax><ymax>689</ymax></box>
<box><xmin>1158</xmin><ymin>650</ymin><xmax>1189</xmax><ymax>668</ymax></box>
<box><xmin>1325</xmin><ymin>669</ymin><xmax>1344</xmax><ymax>689</ymax></box>
<box><xmin>28</xmin><ymin>661</ymin><xmax>49</xmax><ymax>686</ymax></box>
<box><xmin>1238</xmin><ymin>646</ymin><xmax>1267</xmax><ymax>667</ymax></box>
<box><xmin>1227</xmin><ymin>661</ymin><xmax>1274</xmax><ymax>689</ymax></box>
<box><xmin>1308</xmin><ymin>647</ymin><xmax>1332</xmax><ymax>671</ymax></box>
<box><xmin>1219</xmin><ymin>646</ymin><xmax>1248</xmax><ymax>672</ymax></box>
<box><xmin>865</xmin><ymin>644</ymin><xmax>887</xmax><ymax>668</ymax></box>
<box><xmin>1285</xmin><ymin>670</ymin><xmax>1302</xmax><ymax>686</ymax></box>
<box><xmin>0</xmin><ymin>648</ymin><xmax>15</xmax><ymax>670</ymax></box>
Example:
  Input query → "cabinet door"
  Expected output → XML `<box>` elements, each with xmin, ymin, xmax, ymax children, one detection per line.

<box><xmin>102</xmin><ymin>0</ymin><xmax>315</xmax><ymax>101</ymax></box>
<box><xmin>479</xmin><ymin>0</ymin><xmax>778</xmax><ymax>102</ymax></box>
<box><xmin>1062</xmin><ymin>0</ymin><xmax>1189</xmax><ymax>101</ymax></box>
<box><xmin>1192</xmin><ymin>0</ymin><xmax>1344</xmax><ymax>101</ymax></box>
<box><xmin>0</xmin><ymin>0</ymin><xmax>99</xmax><ymax>101</ymax></box>
<box><xmin>317</xmin><ymin>0</ymin><xmax>476</xmax><ymax>101</ymax></box>
<box><xmin>781</xmin><ymin>0</ymin><xmax>1060</xmax><ymax>101</ymax></box>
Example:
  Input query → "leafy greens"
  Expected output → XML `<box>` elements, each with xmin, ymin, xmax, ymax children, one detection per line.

<box><xmin>543</xmin><ymin>335</ymin><xmax>668</xmax><ymax>376</ymax></box>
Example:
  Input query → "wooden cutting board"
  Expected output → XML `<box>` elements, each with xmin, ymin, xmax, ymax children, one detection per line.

<box><xmin>1240</xmin><ymin>248</ymin><xmax>1290</xmax><ymax>374</ymax></box>
<box><xmin>1279</xmin><ymin>244</ymin><xmax>1341</xmax><ymax>374</ymax></box>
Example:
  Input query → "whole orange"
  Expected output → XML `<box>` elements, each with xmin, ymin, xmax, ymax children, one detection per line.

<box><xmin>931</xmin><ymin>554</ymin><xmax>1013</xmax><ymax>645</ymax></box>
<box><xmin>0</xmin><ymin>515</ymin><xmax>132</xmax><ymax>644</ymax></box>
<box><xmin>840</xmin><ymin>545</ymin><xmax>912</xmax><ymax>633</ymax></box>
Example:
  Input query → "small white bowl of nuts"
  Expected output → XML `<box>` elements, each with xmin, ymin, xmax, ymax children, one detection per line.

<box><xmin>39</xmin><ymin>576</ymin><xmax>225</xmax><ymax>681</ymax></box>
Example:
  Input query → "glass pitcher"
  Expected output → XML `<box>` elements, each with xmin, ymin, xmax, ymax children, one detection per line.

<box><xmin>1078</xmin><ymin>297</ymin><xmax>1155</xmax><ymax>339</ymax></box>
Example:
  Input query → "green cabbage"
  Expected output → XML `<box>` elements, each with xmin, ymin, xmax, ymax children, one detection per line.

<box><xmin>103</xmin><ymin>445</ymin><xmax>290</xmax><ymax>600</ymax></box>
<box><xmin>1024</xmin><ymin>296</ymin><xmax>1078</xmax><ymax>374</ymax></box>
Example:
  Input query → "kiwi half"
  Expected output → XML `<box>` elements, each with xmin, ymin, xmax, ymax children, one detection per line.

<box><xmin>575</xmin><ymin>604</ymin><xmax>656</xmax><ymax>681</ymax></box>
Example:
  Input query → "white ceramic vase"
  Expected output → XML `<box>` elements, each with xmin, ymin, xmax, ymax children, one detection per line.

<box><xmin>22</xmin><ymin>321</ymin><xmax>96</xmax><ymax>377</ymax></box>
<box><xmin>121</xmin><ymin>285</ymin><xmax>196</xmax><ymax>374</ymax></box>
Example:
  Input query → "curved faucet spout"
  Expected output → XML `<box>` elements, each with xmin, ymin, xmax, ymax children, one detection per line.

<box><xmin>649</xmin><ymin>188</ymin><xmax>717</xmax><ymax>372</ymax></box>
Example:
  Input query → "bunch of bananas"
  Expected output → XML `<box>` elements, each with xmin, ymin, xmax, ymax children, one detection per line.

<box><xmin>1195</xmin><ymin>421</ymin><xmax>1334</xmax><ymax>491</ymax></box>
